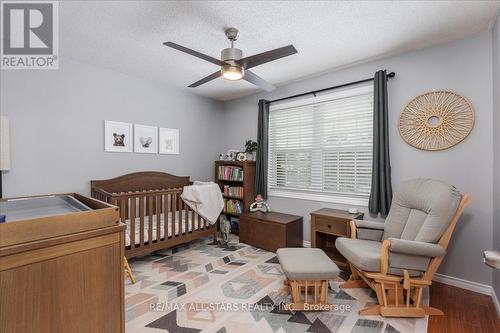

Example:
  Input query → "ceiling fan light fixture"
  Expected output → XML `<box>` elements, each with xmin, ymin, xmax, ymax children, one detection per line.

<box><xmin>221</xmin><ymin>64</ymin><xmax>244</xmax><ymax>81</ymax></box>
<box><xmin>163</xmin><ymin>27</ymin><xmax>296</xmax><ymax>90</ymax></box>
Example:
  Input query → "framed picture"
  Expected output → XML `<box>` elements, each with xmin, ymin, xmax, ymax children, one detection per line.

<box><xmin>159</xmin><ymin>128</ymin><xmax>179</xmax><ymax>154</ymax></box>
<box><xmin>104</xmin><ymin>120</ymin><xmax>133</xmax><ymax>153</ymax></box>
<box><xmin>134</xmin><ymin>124</ymin><xmax>158</xmax><ymax>154</ymax></box>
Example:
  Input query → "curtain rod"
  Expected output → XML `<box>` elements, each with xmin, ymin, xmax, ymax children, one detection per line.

<box><xmin>266</xmin><ymin>71</ymin><xmax>395</xmax><ymax>105</ymax></box>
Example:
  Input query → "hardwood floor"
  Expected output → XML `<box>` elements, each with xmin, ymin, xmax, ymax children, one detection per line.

<box><xmin>428</xmin><ymin>282</ymin><xmax>500</xmax><ymax>333</ymax></box>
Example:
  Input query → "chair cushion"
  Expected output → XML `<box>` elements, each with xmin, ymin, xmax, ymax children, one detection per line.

<box><xmin>335</xmin><ymin>237</ymin><xmax>422</xmax><ymax>276</ymax></box>
<box><xmin>276</xmin><ymin>248</ymin><xmax>340</xmax><ymax>280</ymax></box>
<box><xmin>382</xmin><ymin>179</ymin><xmax>461</xmax><ymax>243</ymax></box>
<box><xmin>335</xmin><ymin>238</ymin><xmax>381</xmax><ymax>272</ymax></box>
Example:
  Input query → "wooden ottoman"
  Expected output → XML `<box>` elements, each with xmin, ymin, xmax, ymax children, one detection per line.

<box><xmin>277</xmin><ymin>248</ymin><xmax>340</xmax><ymax>311</ymax></box>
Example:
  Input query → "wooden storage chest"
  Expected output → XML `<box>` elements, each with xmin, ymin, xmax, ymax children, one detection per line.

<box><xmin>239</xmin><ymin>211</ymin><xmax>303</xmax><ymax>252</ymax></box>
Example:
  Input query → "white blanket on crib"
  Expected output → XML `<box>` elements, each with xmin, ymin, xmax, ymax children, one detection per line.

<box><xmin>181</xmin><ymin>181</ymin><xmax>223</xmax><ymax>224</ymax></box>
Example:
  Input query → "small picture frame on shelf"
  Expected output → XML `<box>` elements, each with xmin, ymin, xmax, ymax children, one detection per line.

<box><xmin>159</xmin><ymin>128</ymin><xmax>180</xmax><ymax>155</ymax></box>
<box><xmin>134</xmin><ymin>124</ymin><xmax>158</xmax><ymax>154</ymax></box>
<box><xmin>104</xmin><ymin>120</ymin><xmax>133</xmax><ymax>153</ymax></box>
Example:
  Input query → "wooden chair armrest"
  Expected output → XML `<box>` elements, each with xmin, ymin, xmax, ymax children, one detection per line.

<box><xmin>349</xmin><ymin>220</ymin><xmax>357</xmax><ymax>239</ymax></box>
<box><xmin>380</xmin><ymin>239</ymin><xmax>391</xmax><ymax>275</ymax></box>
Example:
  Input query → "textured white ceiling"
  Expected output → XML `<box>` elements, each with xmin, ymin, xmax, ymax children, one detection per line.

<box><xmin>60</xmin><ymin>1</ymin><xmax>500</xmax><ymax>101</ymax></box>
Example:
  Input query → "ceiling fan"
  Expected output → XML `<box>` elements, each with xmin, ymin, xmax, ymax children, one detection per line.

<box><xmin>163</xmin><ymin>28</ymin><xmax>297</xmax><ymax>92</ymax></box>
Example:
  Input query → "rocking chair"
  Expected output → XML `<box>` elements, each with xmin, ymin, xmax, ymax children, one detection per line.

<box><xmin>335</xmin><ymin>179</ymin><xmax>471</xmax><ymax>318</ymax></box>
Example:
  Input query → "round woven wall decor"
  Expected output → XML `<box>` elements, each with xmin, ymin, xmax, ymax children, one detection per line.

<box><xmin>398</xmin><ymin>90</ymin><xmax>475</xmax><ymax>151</ymax></box>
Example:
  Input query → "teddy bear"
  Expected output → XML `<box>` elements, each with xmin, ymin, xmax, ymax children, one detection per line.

<box><xmin>113</xmin><ymin>133</ymin><xmax>125</xmax><ymax>146</ymax></box>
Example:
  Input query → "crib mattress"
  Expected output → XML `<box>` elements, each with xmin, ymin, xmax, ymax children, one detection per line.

<box><xmin>125</xmin><ymin>210</ymin><xmax>206</xmax><ymax>247</ymax></box>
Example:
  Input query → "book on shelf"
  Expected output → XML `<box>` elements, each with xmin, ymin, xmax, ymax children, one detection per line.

<box><xmin>222</xmin><ymin>185</ymin><xmax>244</xmax><ymax>198</ymax></box>
<box><xmin>218</xmin><ymin>166</ymin><xmax>244</xmax><ymax>181</ymax></box>
<box><xmin>223</xmin><ymin>198</ymin><xmax>243</xmax><ymax>215</ymax></box>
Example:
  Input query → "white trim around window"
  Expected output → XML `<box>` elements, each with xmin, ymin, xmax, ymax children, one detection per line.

<box><xmin>268</xmin><ymin>190</ymin><xmax>369</xmax><ymax>206</ymax></box>
<box><xmin>267</xmin><ymin>84</ymin><xmax>374</xmax><ymax>206</ymax></box>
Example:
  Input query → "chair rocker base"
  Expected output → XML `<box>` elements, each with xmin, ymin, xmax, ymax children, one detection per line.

<box><xmin>341</xmin><ymin>266</ymin><xmax>441</xmax><ymax>318</ymax></box>
<box><xmin>359</xmin><ymin>304</ymin><xmax>443</xmax><ymax>317</ymax></box>
<box><xmin>339</xmin><ymin>277</ymin><xmax>368</xmax><ymax>289</ymax></box>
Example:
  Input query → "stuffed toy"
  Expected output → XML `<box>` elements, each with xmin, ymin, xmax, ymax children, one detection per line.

<box><xmin>219</xmin><ymin>216</ymin><xmax>231</xmax><ymax>244</ymax></box>
<box><xmin>249</xmin><ymin>194</ymin><xmax>271</xmax><ymax>213</ymax></box>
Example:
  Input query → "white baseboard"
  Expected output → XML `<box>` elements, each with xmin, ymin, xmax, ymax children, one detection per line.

<box><xmin>433</xmin><ymin>273</ymin><xmax>492</xmax><ymax>295</ymax></box>
<box><xmin>303</xmin><ymin>240</ymin><xmax>311</xmax><ymax>248</ymax></box>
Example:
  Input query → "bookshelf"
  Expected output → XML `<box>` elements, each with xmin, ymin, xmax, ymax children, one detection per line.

<box><xmin>215</xmin><ymin>160</ymin><xmax>256</xmax><ymax>233</ymax></box>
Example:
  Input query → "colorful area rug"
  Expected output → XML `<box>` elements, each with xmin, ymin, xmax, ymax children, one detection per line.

<box><xmin>125</xmin><ymin>237</ymin><xmax>428</xmax><ymax>333</ymax></box>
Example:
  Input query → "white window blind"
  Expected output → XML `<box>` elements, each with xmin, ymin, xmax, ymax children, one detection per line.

<box><xmin>268</xmin><ymin>85</ymin><xmax>373</xmax><ymax>205</ymax></box>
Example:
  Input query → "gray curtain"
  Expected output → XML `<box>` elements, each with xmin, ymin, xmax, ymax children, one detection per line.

<box><xmin>255</xmin><ymin>99</ymin><xmax>269</xmax><ymax>198</ymax></box>
<box><xmin>369</xmin><ymin>70</ymin><xmax>393</xmax><ymax>216</ymax></box>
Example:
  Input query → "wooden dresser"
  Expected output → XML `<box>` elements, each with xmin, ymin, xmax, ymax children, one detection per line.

<box><xmin>239</xmin><ymin>211</ymin><xmax>303</xmax><ymax>252</ymax></box>
<box><xmin>310</xmin><ymin>208</ymin><xmax>363</xmax><ymax>270</ymax></box>
<box><xmin>0</xmin><ymin>193</ymin><xmax>125</xmax><ymax>333</ymax></box>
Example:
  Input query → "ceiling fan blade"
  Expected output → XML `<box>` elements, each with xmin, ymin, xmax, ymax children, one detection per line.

<box><xmin>244</xmin><ymin>70</ymin><xmax>276</xmax><ymax>92</ymax></box>
<box><xmin>163</xmin><ymin>42</ymin><xmax>224</xmax><ymax>66</ymax></box>
<box><xmin>188</xmin><ymin>71</ymin><xmax>221</xmax><ymax>88</ymax></box>
<box><xmin>237</xmin><ymin>45</ymin><xmax>297</xmax><ymax>69</ymax></box>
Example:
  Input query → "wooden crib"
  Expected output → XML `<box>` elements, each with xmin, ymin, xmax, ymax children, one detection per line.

<box><xmin>91</xmin><ymin>171</ymin><xmax>218</xmax><ymax>259</ymax></box>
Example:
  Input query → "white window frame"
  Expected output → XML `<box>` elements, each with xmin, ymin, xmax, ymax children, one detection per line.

<box><xmin>267</xmin><ymin>85</ymin><xmax>373</xmax><ymax>206</ymax></box>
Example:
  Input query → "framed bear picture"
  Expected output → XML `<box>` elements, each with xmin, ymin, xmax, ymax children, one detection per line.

<box><xmin>134</xmin><ymin>124</ymin><xmax>158</xmax><ymax>154</ymax></box>
<box><xmin>104</xmin><ymin>120</ymin><xmax>133</xmax><ymax>153</ymax></box>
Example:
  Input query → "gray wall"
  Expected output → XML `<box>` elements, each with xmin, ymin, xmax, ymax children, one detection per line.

<box><xmin>224</xmin><ymin>32</ymin><xmax>494</xmax><ymax>285</ymax></box>
<box><xmin>0</xmin><ymin>25</ymin><xmax>496</xmax><ymax>289</ymax></box>
<box><xmin>493</xmin><ymin>12</ymin><xmax>500</xmax><ymax>302</ymax></box>
<box><xmin>0</xmin><ymin>58</ymin><xmax>225</xmax><ymax>197</ymax></box>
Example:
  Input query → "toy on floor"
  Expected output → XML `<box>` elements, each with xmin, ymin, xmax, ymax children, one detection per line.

<box><xmin>219</xmin><ymin>216</ymin><xmax>231</xmax><ymax>244</ymax></box>
<box><xmin>249</xmin><ymin>194</ymin><xmax>271</xmax><ymax>213</ymax></box>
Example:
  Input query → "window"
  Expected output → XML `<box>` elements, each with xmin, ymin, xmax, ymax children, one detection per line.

<box><xmin>268</xmin><ymin>85</ymin><xmax>373</xmax><ymax>205</ymax></box>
